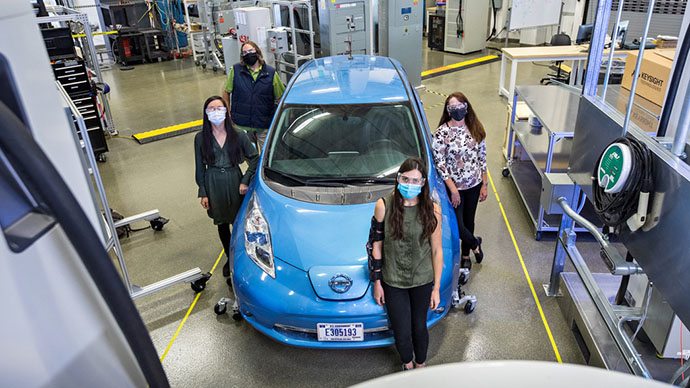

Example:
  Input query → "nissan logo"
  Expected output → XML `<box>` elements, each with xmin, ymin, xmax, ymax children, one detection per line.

<box><xmin>329</xmin><ymin>273</ymin><xmax>352</xmax><ymax>294</ymax></box>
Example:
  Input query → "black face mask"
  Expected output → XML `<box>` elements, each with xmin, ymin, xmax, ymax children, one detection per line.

<box><xmin>243</xmin><ymin>53</ymin><xmax>259</xmax><ymax>66</ymax></box>
<box><xmin>449</xmin><ymin>106</ymin><xmax>467</xmax><ymax>122</ymax></box>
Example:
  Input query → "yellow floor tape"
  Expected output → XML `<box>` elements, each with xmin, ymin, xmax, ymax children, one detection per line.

<box><xmin>160</xmin><ymin>249</ymin><xmax>224</xmax><ymax>362</ymax></box>
<box><xmin>421</xmin><ymin>55</ymin><xmax>500</xmax><ymax>78</ymax></box>
<box><xmin>487</xmin><ymin>169</ymin><xmax>563</xmax><ymax>362</ymax></box>
<box><xmin>132</xmin><ymin>119</ymin><xmax>202</xmax><ymax>143</ymax></box>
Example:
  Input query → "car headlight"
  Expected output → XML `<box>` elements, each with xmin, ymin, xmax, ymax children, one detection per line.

<box><xmin>244</xmin><ymin>193</ymin><xmax>275</xmax><ymax>278</ymax></box>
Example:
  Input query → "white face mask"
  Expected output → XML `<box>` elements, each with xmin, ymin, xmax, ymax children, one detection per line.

<box><xmin>207</xmin><ymin>110</ymin><xmax>226</xmax><ymax>125</ymax></box>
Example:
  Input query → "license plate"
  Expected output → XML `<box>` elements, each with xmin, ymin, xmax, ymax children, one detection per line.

<box><xmin>317</xmin><ymin>323</ymin><xmax>363</xmax><ymax>342</ymax></box>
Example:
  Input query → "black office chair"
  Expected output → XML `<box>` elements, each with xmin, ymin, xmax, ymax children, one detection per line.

<box><xmin>540</xmin><ymin>33</ymin><xmax>572</xmax><ymax>85</ymax></box>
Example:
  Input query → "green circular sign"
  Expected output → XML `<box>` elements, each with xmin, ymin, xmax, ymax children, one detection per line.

<box><xmin>598</xmin><ymin>143</ymin><xmax>632</xmax><ymax>194</ymax></box>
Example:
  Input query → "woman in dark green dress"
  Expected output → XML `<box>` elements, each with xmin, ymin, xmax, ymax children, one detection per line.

<box><xmin>194</xmin><ymin>96</ymin><xmax>259</xmax><ymax>277</ymax></box>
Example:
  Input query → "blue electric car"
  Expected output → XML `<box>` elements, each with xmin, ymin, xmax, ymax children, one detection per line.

<box><xmin>224</xmin><ymin>55</ymin><xmax>467</xmax><ymax>348</ymax></box>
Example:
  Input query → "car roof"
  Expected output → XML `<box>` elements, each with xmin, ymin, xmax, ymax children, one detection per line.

<box><xmin>283</xmin><ymin>55</ymin><xmax>411</xmax><ymax>105</ymax></box>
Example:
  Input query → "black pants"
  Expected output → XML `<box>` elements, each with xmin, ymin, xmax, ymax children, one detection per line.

<box><xmin>217</xmin><ymin>223</ymin><xmax>231</xmax><ymax>257</ymax></box>
<box><xmin>382</xmin><ymin>281</ymin><xmax>434</xmax><ymax>364</ymax></box>
<box><xmin>451</xmin><ymin>183</ymin><xmax>482</xmax><ymax>257</ymax></box>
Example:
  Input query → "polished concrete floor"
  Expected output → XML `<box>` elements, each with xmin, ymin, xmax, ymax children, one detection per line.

<box><xmin>97</xmin><ymin>43</ymin><xmax>679</xmax><ymax>387</ymax></box>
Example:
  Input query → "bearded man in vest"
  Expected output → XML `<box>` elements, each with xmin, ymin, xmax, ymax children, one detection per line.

<box><xmin>222</xmin><ymin>41</ymin><xmax>285</xmax><ymax>152</ymax></box>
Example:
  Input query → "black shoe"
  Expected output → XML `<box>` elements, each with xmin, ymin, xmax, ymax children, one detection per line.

<box><xmin>222</xmin><ymin>260</ymin><xmax>230</xmax><ymax>277</ymax></box>
<box><xmin>461</xmin><ymin>257</ymin><xmax>472</xmax><ymax>270</ymax></box>
<box><xmin>474</xmin><ymin>237</ymin><xmax>484</xmax><ymax>263</ymax></box>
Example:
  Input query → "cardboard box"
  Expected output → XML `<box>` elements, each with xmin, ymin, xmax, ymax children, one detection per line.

<box><xmin>621</xmin><ymin>49</ymin><xmax>674</xmax><ymax>106</ymax></box>
<box><xmin>615</xmin><ymin>91</ymin><xmax>661</xmax><ymax>133</ymax></box>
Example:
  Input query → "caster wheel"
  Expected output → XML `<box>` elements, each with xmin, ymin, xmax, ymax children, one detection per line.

<box><xmin>223</xmin><ymin>68</ymin><xmax>227</xmax><ymax>75</ymax></box>
<box><xmin>458</xmin><ymin>272</ymin><xmax>468</xmax><ymax>286</ymax></box>
<box><xmin>214</xmin><ymin>302</ymin><xmax>227</xmax><ymax>315</ymax></box>
<box><xmin>97</xmin><ymin>153</ymin><xmax>107</xmax><ymax>163</ymax></box>
<box><xmin>191</xmin><ymin>278</ymin><xmax>207</xmax><ymax>292</ymax></box>
<box><xmin>195</xmin><ymin>60</ymin><xmax>200</xmax><ymax>66</ymax></box>
<box><xmin>150</xmin><ymin>216</ymin><xmax>169</xmax><ymax>231</ymax></box>
<box><xmin>535</xmin><ymin>232</ymin><xmax>542</xmax><ymax>241</ymax></box>
<box><xmin>212</xmin><ymin>66</ymin><xmax>218</xmax><ymax>72</ymax></box>
<box><xmin>201</xmin><ymin>63</ymin><xmax>207</xmax><ymax>69</ymax></box>
<box><xmin>232</xmin><ymin>311</ymin><xmax>243</xmax><ymax>321</ymax></box>
<box><xmin>226</xmin><ymin>277</ymin><xmax>233</xmax><ymax>287</ymax></box>
<box><xmin>464</xmin><ymin>301</ymin><xmax>476</xmax><ymax>314</ymax></box>
<box><xmin>502</xmin><ymin>167</ymin><xmax>510</xmax><ymax>177</ymax></box>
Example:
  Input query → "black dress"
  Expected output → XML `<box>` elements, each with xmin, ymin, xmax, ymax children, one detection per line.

<box><xmin>194</xmin><ymin>130</ymin><xmax>259</xmax><ymax>225</ymax></box>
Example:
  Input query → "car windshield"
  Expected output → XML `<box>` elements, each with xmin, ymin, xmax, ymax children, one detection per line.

<box><xmin>264</xmin><ymin>103</ymin><xmax>423</xmax><ymax>185</ymax></box>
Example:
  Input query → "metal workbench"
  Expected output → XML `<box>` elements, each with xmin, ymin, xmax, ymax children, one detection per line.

<box><xmin>504</xmin><ymin>85</ymin><xmax>602</xmax><ymax>239</ymax></box>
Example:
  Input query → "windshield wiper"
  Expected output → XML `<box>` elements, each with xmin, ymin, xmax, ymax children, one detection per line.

<box><xmin>304</xmin><ymin>176</ymin><xmax>396</xmax><ymax>185</ymax></box>
<box><xmin>264</xmin><ymin>167</ymin><xmax>347</xmax><ymax>187</ymax></box>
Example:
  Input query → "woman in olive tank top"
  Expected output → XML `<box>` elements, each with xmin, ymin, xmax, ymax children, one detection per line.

<box><xmin>370</xmin><ymin>157</ymin><xmax>444</xmax><ymax>371</ymax></box>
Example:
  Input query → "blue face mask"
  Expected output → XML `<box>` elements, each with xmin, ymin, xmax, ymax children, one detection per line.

<box><xmin>397</xmin><ymin>183</ymin><xmax>422</xmax><ymax>199</ymax></box>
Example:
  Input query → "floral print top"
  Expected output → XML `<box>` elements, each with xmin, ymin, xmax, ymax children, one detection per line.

<box><xmin>431</xmin><ymin>123</ymin><xmax>487</xmax><ymax>191</ymax></box>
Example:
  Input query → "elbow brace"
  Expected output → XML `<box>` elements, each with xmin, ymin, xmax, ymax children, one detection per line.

<box><xmin>366</xmin><ymin>216</ymin><xmax>385</xmax><ymax>281</ymax></box>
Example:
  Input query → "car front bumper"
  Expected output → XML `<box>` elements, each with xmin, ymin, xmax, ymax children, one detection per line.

<box><xmin>232</xmin><ymin>251</ymin><xmax>449</xmax><ymax>349</ymax></box>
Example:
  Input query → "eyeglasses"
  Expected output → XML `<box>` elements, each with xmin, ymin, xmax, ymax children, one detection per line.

<box><xmin>242</xmin><ymin>49</ymin><xmax>256</xmax><ymax>55</ymax></box>
<box><xmin>397</xmin><ymin>173</ymin><xmax>425</xmax><ymax>185</ymax></box>
<box><xmin>447</xmin><ymin>102</ymin><xmax>467</xmax><ymax>111</ymax></box>
<box><xmin>206</xmin><ymin>106</ymin><xmax>227</xmax><ymax>113</ymax></box>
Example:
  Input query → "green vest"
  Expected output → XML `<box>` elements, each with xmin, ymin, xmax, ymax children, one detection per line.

<box><xmin>382</xmin><ymin>195</ymin><xmax>434</xmax><ymax>288</ymax></box>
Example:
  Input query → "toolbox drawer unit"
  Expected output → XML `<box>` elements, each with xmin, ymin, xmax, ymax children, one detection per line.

<box><xmin>52</xmin><ymin>59</ymin><xmax>109</xmax><ymax>157</ymax></box>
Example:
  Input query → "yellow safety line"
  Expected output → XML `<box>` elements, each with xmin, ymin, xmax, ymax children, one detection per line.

<box><xmin>487</xmin><ymin>169</ymin><xmax>563</xmax><ymax>363</ymax></box>
<box><xmin>133</xmin><ymin>119</ymin><xmax>203</xmax><ymax>141</ymax></box>
<box><xmin>160</xmin><ymin>249</ymin><xmax>224</xmax><ymax>362</ymax></box>
<box><xmin>560</xmin><ymin>64</ymin><xmax>572</xmax><ymax>73</ymax></box>
<box><xmin>72</xmin><ymin>31</ymin><xmax>119</xmax><ymax>38</ymax></box>
<box><xmin>421</xmin><ymin>55</ymin><xmax>499</xmax><ymax>77</ymax></box>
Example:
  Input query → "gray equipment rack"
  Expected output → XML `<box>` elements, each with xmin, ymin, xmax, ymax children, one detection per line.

<box><xmin>503</xmin><ymin>85</ymin><xmax>602</xmax><ymax>239</ymax></box>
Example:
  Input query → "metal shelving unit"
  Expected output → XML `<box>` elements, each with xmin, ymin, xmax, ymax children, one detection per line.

<box><xmin>57</xmin><ymin>82</ymin><xmax>211</xmax><ymax>300</ymax></box>
<box><xmin>504</xmin><ymin>85</ymin><xmax>602</xmax><ymax>239</ymax></box>
<box><xmin>38</xmin><ymin>6</ymin><xmax>117</xmax><ymax>136</ymax></box>
<box><xmin>267</xmin><ymin>0</ymin><xmax>316</xmax><ymax>81</ymax></box>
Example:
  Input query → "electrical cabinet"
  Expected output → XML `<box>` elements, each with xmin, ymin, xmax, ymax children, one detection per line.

<box><xmin>233</xmin><ymin>7</ymin><xmax>274</xmax><ymax>67</ymax></box>
<box><xmin>268</xmin><ymin>27</ymin><xmax>290</xmax><ymax>55</ymax></box>
<box><xmin>215</xmin><ymin>9</ymin><xmax>236</xmax><ymax>35</ymax></box>
<box><xmin>443</xmin><ymin>0</ymin><xmax>489</xmax><ymax>54</ymax></box>
<box><xmin>427</xmin><ymin>9</ymin><xmax>445</xmax><ymax>50</ymax></box>
<box><xmin>318</xmin><ymin>0</ymin><xmax>371</xmax><ymax>56</ymax></box>
<box><xmin>378</xmin><ymin>0</ymin><xmax>423</xmax><ymax>87</ymax></box>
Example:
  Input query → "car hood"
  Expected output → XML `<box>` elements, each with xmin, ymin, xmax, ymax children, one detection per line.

<box><xmin>255</xmin><ymin>183</ymin><xmax>375</xmax><ymax>272</ymax></box>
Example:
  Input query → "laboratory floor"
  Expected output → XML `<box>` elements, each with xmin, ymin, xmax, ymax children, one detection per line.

<box><xmin>96</xmin><ymin>43</ymin><xmax>680</xmax><ymax>387</ymax></box>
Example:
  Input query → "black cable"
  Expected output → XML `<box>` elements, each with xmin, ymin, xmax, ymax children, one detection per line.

<box><xmin>456</xmin><ymin>0</ymin><xmax>464</xmax><ymax>37</ymax></box>
<box><xmin>489</xmin><ymin>26</ymin><xmax>507</xmax><ymax>42</ymax></box>
<box><xmin>486</xmin><ymin>0</ymin><xmax>497</xmax><ymax>41</ymax></box>
<box><xmin>0</xmin><ymin>102</ymin><xmax>169</xmax><ymax>387</ymax></box>
<box><xmin>592</xmin><ymin>136</ymin><xmax>653</xmax><ymax>228</ymax></box>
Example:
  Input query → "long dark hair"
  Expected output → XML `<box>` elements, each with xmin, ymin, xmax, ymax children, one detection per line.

<box><xmin>438</xmin><ymin>91</ymin><xmax>486</xmax><ymax>143</ymax></box>
<box><xmin>201</xmin><ymin>96</ymin><xmax>242</xmax><ymax>166</ymax></box>
<box><xmin>389</xmin><ymin>157</ymin><xmax>438</xmax><ymax>243</ymax></box>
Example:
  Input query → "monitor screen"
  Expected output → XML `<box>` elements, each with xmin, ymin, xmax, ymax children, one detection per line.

<box><xmin>576</xmin><ymin>24</ymin><xmax>594</xmax><ymax>44</ymax></box>
<box><xmin>614</xmin><ymin>20</ymin><xmax>629</xmax><ymax>48</ymax></box>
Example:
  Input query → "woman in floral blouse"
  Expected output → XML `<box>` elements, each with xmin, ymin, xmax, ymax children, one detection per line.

<box><xmin>431</xmin><ymin>92</ymin><xmax>487</xmax><ymax>269</ymax></box>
